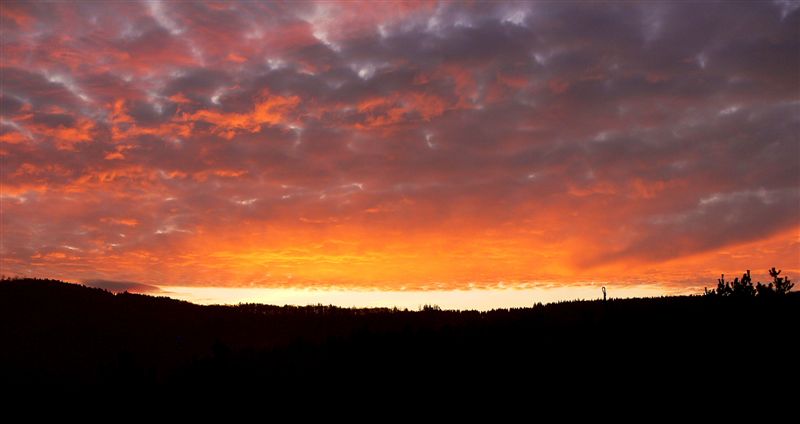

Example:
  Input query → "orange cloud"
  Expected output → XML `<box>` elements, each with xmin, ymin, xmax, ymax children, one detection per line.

<box><xmin>226</xmin><ymin>53</ymin><xmax>247</xmax><ymax>63</ymax></box>
<box><xmin>192</xmin><ymin>169</ymin><xmax>249</xmax><ymax>181</ymax></box>
<box><xmin>2</xmin><ymin>117</ymin><xmax>95</xmax><ymax>151</ymax></box>
<box><xmin>354</xmin><ymin>92</ymin><xmax>449</xmax><ymax>130</ymax></box>
<box><xmin>100</xmin><ymin>217</ymin><xmax>140</xmax><ymax>227</ymax></box>
<box><xmin>0</xmin><ymin>131</ymin><xmax>28</xmax><ymax>145</ymax></box>
<box><xmin>184</xmin><ymin>91</ymin><xmax>300</xmax><ymax>139</ymax></box>
<box><xmin>110</xmin><ymin>99</ymin><xmax>193</xmax><ymax>142</ymax></box>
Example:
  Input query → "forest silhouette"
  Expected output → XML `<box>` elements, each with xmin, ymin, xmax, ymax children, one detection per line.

<box><xmin>1</xmin><ymin>270</ymin><xmax>796</xmax><ymax>392</ymax></box>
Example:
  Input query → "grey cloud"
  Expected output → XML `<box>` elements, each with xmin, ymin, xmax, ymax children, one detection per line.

<box><xmin>0</xmin><ymin>95</ymin><xmax>25</xmax><ymax>116</ymax></box>
<box><xmin>1</xmin><ymin>67</ymin><xmax>82</xmax><ymax>110</ymax></box>
<box><xmin>162</xmin><ymin>68</ymin><xmax>232</xmax><ymax>99</ymax></box>
<box><xmin>32</xmin><ymin>112</ymin><xmax>77</xmax><ymax>128</ymax></box>
<box><xmin>588</xmin><ymin>188</ymin><xmax>800</xmax><ymax>265</ymax></box>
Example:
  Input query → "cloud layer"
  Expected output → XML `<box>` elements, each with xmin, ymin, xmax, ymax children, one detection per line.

<box><xmin>2</xmin><ymin>1</ymin><xmax>798</xmax><ymax>289</ymax></box>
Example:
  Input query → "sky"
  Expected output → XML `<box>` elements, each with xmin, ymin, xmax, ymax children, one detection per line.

<box><xmin>1</xmin><ymin>1</ymin><xmax>798</xmax><ymax>307</ymax></box>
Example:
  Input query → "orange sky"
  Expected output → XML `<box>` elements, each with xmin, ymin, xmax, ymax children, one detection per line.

<box><xmin>1</xmin><ymin>1</ymin><xmax>798</xmax><ymax>304</ymax></box>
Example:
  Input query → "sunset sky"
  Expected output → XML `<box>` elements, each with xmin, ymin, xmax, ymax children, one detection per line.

<box><xmin>1</xmin><ymin>1</ymin><xmax>798</xmax><ymax>308</ymax></box>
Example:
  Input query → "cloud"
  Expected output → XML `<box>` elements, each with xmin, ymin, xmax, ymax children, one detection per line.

<box><xmin>1</xmin><ymin>1</ymin><xmax>798</xmax><ymax>289</ymax></box>
<box><xmin>581</xmin><ymin>188</ymin><xmax>800</xmax><ymax>267</ymax></box>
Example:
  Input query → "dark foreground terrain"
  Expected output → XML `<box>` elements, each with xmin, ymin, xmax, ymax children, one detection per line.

<box><xmin>1</xmin><ymin>278</ymin><xmax>797</xmax><ymax>393</ymax></box>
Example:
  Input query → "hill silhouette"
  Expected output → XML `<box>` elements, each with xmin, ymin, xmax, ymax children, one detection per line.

<box><xmin>1</xmin><ymin>277</ymin><xmax>797</xmax><ymax>393</ymax></box>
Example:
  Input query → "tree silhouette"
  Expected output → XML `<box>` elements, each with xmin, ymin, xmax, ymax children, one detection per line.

<box><xmin>706</xmin><ymin>267</ymin><xmax>793</xmax><ymax>297</ymax></box>
<box><xmin>756</xmin><ymin>267</ymin><xmax>794</xmax><ymax>297</ymax></box>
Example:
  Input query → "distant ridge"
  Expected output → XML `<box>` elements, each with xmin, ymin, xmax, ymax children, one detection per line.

<box><xmin>1</xmin><ymin>277</ymin><xmax>797</xmax><ymax>391</ymax></box>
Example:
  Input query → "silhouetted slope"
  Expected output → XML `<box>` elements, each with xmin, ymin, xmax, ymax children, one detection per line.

<box><xmin>1</xmin><ymin>278</ymin><xmax>797</xmax><ymax>391</ymax></box>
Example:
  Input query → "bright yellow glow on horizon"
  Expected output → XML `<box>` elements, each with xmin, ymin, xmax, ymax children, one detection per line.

<box><xmin>161</xmin><ymin>284</ymin><xmax>691</xmax><ymax>310</ymax></box>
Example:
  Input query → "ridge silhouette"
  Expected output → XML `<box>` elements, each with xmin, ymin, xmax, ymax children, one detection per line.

<box><xmin>0</xmin><ymin>270</ymin><xmax>796</xmax><ymax>392</ymax></box>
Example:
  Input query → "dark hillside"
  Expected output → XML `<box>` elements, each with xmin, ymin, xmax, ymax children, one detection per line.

<box><xmin>1</xmin><ymin>278</ymin><xmax>797</xmax><ymax>392</ymax></box>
